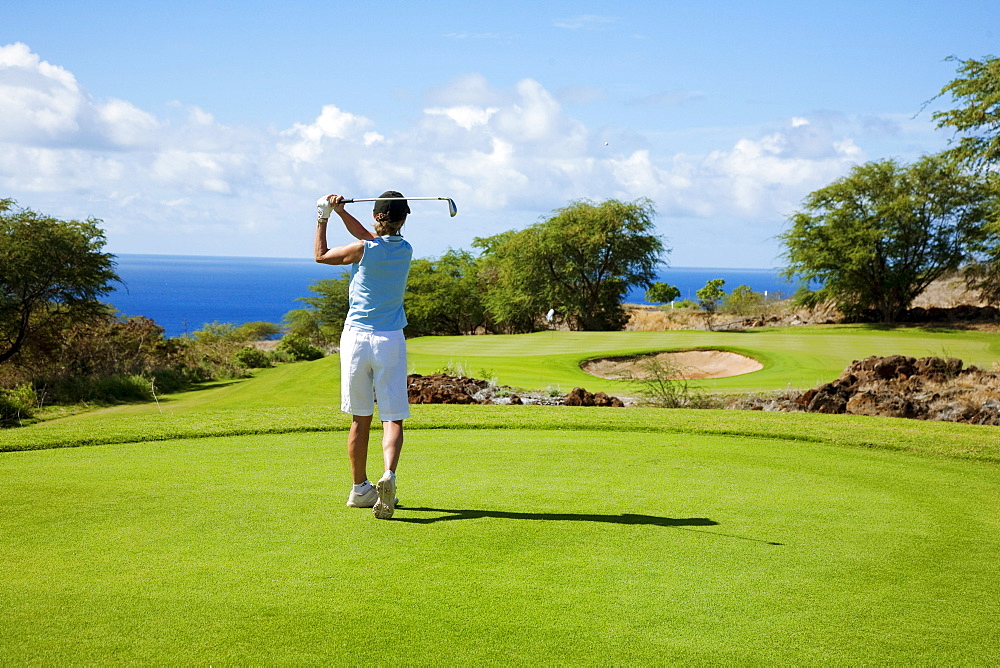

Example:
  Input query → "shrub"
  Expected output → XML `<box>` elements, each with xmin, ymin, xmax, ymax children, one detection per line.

<box><xmin>38</xmin><ymin>374</ymin><xmax>153</xmax><ymax>406</ymax></box>
<box><xmin>723</xmin><ymin>285</ymin><xmax>765</xmax><ymax>316</ymax></box>
<box><xmin>0</xmin><ymin>310</ymin><xmax>263</xmax><ymax>410</ymax></box>
<box><xmin>234</xmin><ymin>346</ymin><xmax>272</xmax><ymax>369</ymax></box>
<box><xmin>148</xmin><ymin>368</ymin><xmax>191</xmax><ymax>394</ymax></box>
<box><xmin>281</xmin><ymin>308</ymin><xmax>330</xmax><ymax>350</ymax></box>
<box><xmin>439</xmin><ymin>361</ymin><xmax>467</xmax><ymax>377</ymax></box>
<box><xmin>277</xmin><ymin>334</ymin><xmax>325</xmax><ymax>362</ymax></box>
<box><xmin>267</xmin><ymin>348</ymin><xmax>294</xmax><ymax>365</ymax></box>
<box><xmin>625</xmin><ymin>355</ymin><xmax>720</xmax><ymax>408</ymax></box>
<box><xmin>0</xmin><ymin>384</ymin><xmax>37</xmax><ymax>426</ymax></box>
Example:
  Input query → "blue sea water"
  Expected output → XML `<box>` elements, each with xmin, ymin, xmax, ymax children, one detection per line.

<box><xmin>106</xmin><ymin>255</ymin><xmax>342</xmax><ymax>339</ymax></box>
<box><xmin>622</xmin><ymin>267</ymin><xmax>798</xmax><ymax>304</ymax></box>
<box><xmin>105</xmin><ymin>254</ymin><xmax>799</xmax><ymax>338</ymax></box>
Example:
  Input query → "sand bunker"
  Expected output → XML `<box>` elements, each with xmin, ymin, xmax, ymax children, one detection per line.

<box><xmin>582</xmin><ymin>350</ymin><xmax>763</xmax><ymax>380</ymax></box>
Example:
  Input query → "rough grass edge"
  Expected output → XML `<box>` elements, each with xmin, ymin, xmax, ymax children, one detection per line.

<box><xmin>3</xmin><ymin>406</ymin><xmax>1000</xmax><ymax>466</ymax></box>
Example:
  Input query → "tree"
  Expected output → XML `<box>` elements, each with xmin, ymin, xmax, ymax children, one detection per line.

<box><xmin>780</xmin><ymin>156</ymin><xmax>1000</xmax><ymax>323</ymax></box>
<box><xmin>234</xmin><ymin>321</ymin><xmax>281</xmax><ymax>341</ymax></box>
<box><xmin>723</xmin><ymin>285</ymin><xmax>765</xmax><ymax>316</ymax></box>
<box><xmin>474</xmin><ymin>199</ymin><xmax>667</xmax><ymax>331</ymax></box>
<box><xmin>281</xmin><ymin>308</ymin><xmax>327</xmax><ymax>347</ymax></box>
<box><xmin>929</xmin><ymin>55</ymin><xmax>1000</xmax><ymax>303</ymax></box>
<box><xmin>288</xmin><ymin>251</ymin><xmax>487</xmax><ymax>340</ymax></box>
<box><xmin>473</xmin><ymin>230</ymin><xmax>546</xmax><ymax>334</ymax></box>
<box><xmin>405</xmin><ymin>250</ymin><xmax>485</xmax><ymax>336</ymax></box>
<box><xmin>0</xmin><ymin>199</ymin><xmax>119</xmax><ymax>365</ymax></box>
<box><xmin>192</xmin><ymin>321</ymin><xmax>240</xmax><ymax>344</ymax></box>
<box><xmin>645</xmin><ymin>282</ymin><xmax>680</xmax><ymax>305</ymax></box>
<box><xmin>931</xmin><ymin>55</ymin><xmax>1000</xmax><ymax>170</ymax></box>
<box><xmin>696</xmin><ymin>279</ymin><xmax>726</xmax><ymax>330</ymax></box>
<box><xmin>295</xmin><ymin>273</ymin><xmax>351</xmax><ymax>343</ymax></box>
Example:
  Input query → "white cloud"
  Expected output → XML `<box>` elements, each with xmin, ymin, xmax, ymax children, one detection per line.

<box><xmin>187</xmin><ymin>106</ymin><xmax>215</xmax><ymax>125</ymax></box>
<box><xmin>608</xmin><ymin>119</ymin><xmax>865</xmax><ymax>220</ymax></box>
<box><xmin>494</xmin><ymin>79</ymin><xmax>564</xmax><ymax>142</ymax></box>
<box><xmin>0</xmin><ymin>43</ymin><xmax>908</xmax><ymax>263</ymax></box>
<box><xmin>427</xmin><ymin>73</ymin><xmax>505</xmax><ymax>107</ymax></box>
<box><xmin>0</xmin><ymin>42</ymin><xmax>83</xmax><ymax>141</ymax></box>
<box><xmin>279</xmin><ymin>104</ymin><xmax>374</xmax><ymax>162</ymax></box>
<box><xmin>0</xmin><ymin>42</ymin><xmax>165</xmax><ymax>149</ymax></box>
<box><xmin>96</xmin><ymin>99</ymin><xmax>160</xmax><ymax>147</ymax></box>
<box><xmin>424</xmin><ymin>105</ymin><xmax>499</xmax><ymax>130</ymax></box>
<box><xmin>151</xmin><ymin>150</ymin><xmax>242</xmax><ymax>194</ymax></box>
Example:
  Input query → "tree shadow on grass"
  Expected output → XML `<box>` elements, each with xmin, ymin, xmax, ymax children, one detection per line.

<box><xmin>395</xmin><ymin>507</ymin><xmax>718</xmax><ymax>527</ymax></box>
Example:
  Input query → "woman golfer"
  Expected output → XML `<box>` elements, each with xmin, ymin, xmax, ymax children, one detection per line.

<box><xmin>315</xmin><ymin>191</ymin><xmax>413</xmax><ymax>519</ymax></box>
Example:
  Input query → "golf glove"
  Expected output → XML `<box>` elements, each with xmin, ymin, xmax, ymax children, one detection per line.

<box><xmin>316</xmin><ymin>196</ymin><xmax>333</xmax><ymax>220</ymax></box>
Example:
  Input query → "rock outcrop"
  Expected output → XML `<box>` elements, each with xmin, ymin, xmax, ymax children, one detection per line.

<box><xmin>406</xmin><ymin>374</ymin><xmax>625</xmax><ymax>407</ymax></box>
<box><xmin>562</xmin><ymin>387</ymin><xmax>625</xmax><ymax>407</ymax></box>
<box><xmin>747</xmin><ymin>355</ymin><xmax>1000</xmax><ymax>425</ymax></box>
<box><xmin>407</xmin><ymin>374</ymin><xmax>492</xmax><ymax>404</ymax></box>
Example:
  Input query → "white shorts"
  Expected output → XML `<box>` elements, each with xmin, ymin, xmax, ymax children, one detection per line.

<box><xmin>340</xmin><ymin>326</ymin><xmax>410</xmax><ymax>421</ymax></box>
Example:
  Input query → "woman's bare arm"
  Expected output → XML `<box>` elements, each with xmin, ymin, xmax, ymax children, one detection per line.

<box><xmin>315</xmin><ymin>218</ymin><xmax>365</xmax><ymax>265</ymax></box>
<box><xmin>324</xmin><ymin>194</ymin><xmax>375</xmax><ymax>241</ymax></box>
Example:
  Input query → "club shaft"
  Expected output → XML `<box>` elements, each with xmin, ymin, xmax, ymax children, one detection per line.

<box><xmin>343</xmin><ymin>197</ymin><xmax>447</xmax><ymax>203</ymax></box>
<box><xmin>339</xmin><ymin>196</ymin><xmax>457</xmax><ymax>217</ymax></box>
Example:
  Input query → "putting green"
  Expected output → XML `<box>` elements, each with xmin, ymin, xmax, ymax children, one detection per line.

<box><xmin>2</xmin><ymin>429</ymin><xmax>998</xmax><ymax>664</ymax></box>
<box><xmin>406</xmin><ymin>326</ymin><xmax>1000</xmax><ymax>393</ymax></box>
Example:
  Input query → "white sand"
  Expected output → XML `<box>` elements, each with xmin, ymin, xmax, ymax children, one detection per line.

<box><xmin>582</xmin><ymin>350</ymin><xmax>763</xmax><ymax>380</ymax></box>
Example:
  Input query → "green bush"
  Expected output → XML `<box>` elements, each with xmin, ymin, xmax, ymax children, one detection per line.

<box><xmin>148</xmin><ymin>368</ymin><xmax>193</xmax><ymax>395</ymax></box>
<box><xmin>0</xmin><ymin>384</ymin><xmax>37</xmax><ymax>426</ymax></box>
<box><xmin>0</xmin><ymin>309</ymin><xmax>268</xmax><ymax>410</ymax></box>
<box><xmin>723</xmin><ymin>285</ymin><xmax>766</xmax><ymax>316</ymax></box>
<box><xmin>276</xmin><ymin>334</ymin><xmax>325</xmax><ymax>362</ymax></box>
<box><xmin>267</xmin><ymin>349</ymin><xmax>294</xmax><ymax>365</ymax></box>
<box><xmin>625</xmin><ymin>356</ymin><xmax>721</xmax><ymax>408</ymax></box>
<box><xmin>38</xmin><ymin>374</ymin><xmax>153</xmax><ymax>406</ymax></box>
<box><xmin>234</xmin><ymin>346</ymin><xmax>272</xmax><ymax>369</ymax></box>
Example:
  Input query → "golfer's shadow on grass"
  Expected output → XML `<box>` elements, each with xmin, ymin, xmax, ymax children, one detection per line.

<box><xmin>395</xmin><ymin>507</ymin><xmax>718</xmax><ymax>527</ymax></box>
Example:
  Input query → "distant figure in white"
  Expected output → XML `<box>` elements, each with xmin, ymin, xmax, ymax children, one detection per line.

<box><xmin>314</xmin><ymin>191</ymin><xmax>413</xmax><ymax>520</ymax></box>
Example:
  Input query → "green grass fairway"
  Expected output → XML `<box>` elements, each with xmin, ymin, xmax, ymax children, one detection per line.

<box><xmin>407</xmin><ymin>325</ymin><xmax>1000</xmax><ymax>393</ymax></box>
<box><xmin>3</xmin><ymin>427</ymin><xmax>999</xmax><ymax>664</ymax></box>
<box><xmin>3</xmin><ymin>327</ymin><xmax>1000</xmax><ymax>663</ymax></box>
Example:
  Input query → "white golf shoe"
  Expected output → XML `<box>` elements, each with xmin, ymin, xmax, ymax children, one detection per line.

<box><xmin>373</xmin><ymin>471</ymin><xmax>397</xmax><ymax>520</ymax></box>
<box><xmin>346</xmin><ymin>485</ymin><xmax>378</xmax><ymax>508</ymax></box>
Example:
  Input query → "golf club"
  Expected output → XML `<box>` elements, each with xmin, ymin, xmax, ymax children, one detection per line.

<box><xmin>342</xmin><ymin>196</ymin><xmax>458</xmax><ymax>217</ymax></box>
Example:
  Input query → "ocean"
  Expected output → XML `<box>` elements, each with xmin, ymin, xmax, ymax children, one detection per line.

<box><xmin>105</xmin><ymin>254</ymin><xmax>799</xmax><ymax>338</ymax></box>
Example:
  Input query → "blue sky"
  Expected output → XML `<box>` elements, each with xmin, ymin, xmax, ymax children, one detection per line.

<box><xmin>2</xmin><ymin>1</ymin><xmax>997</xmax><ymax>267</ymax></box>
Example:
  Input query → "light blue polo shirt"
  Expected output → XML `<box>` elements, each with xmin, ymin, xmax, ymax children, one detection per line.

<box><xmin>344</xmin><ymin>235</ymin><xmax>413</xmax><ymax>331</ymax></box>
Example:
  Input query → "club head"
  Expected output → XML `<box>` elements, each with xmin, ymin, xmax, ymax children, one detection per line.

<box><xmin>446</xmin><ymin>198</ymin><xmax>458</xmax><ymax>217</ymax></box>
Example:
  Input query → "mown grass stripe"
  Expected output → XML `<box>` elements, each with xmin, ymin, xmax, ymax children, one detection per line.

<box><xmin>3</xmin><ymin>429</ymin><xmax>999</xmax><ymax>664</ymax></box>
